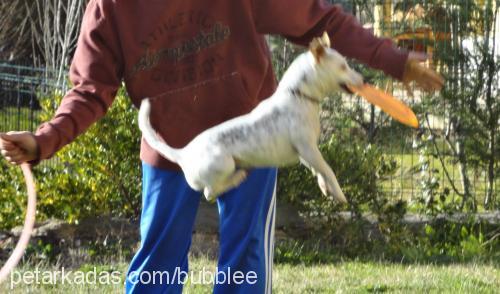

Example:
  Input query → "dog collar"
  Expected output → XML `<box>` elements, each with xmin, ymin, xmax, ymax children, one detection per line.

<box><xmin>290</xmin><ymin>89</ymin><xmax>321</xmax><ymax>104</ymax></box>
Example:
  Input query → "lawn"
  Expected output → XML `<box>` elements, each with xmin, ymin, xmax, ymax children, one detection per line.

<box><xmin>379</xmin><ymin>151</ymin><xmax>499</xmax><ymax>207</ymax></box>
<box><xmin>2</xmin><ymin>256</ymin><xmax>499</xmax><ymax>293</ymax></box>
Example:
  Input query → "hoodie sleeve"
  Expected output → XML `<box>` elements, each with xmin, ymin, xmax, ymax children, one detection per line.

<box><xmin>252</xmin><ymin>0</ymin><xmax>408</xmax><ymax>80</ymax></box>
<box><xmin>33</xmin><ymin>0</ymin><xmax>123</xmax><ymax>161</ymax></box>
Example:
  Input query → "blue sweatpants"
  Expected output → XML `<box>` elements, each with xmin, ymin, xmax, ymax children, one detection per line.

<box><xmin>125</xmin><ymin>163</ymin><xmax>277</xmax><ymax>293</ymax></box>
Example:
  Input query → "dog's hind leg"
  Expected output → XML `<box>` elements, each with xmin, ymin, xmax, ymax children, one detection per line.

<box><xmin>224</xmin><ymin>169</ymin><xmax>248</xmax><ymax>189</ymax></box>
<box><xmin>203</xmin><ymin>187</ymin><xmax>217</xmax><ymax>203</ymax></box>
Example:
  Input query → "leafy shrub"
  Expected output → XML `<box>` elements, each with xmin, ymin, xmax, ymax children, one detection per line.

<box><xmin>277</xmin><ymin>130</ymin><xmax>404</xmax><ymax>253</ymax></box>
<box><xmin>35</xmin><ymin>89</ymin><xmax>142</xmax><ymax>224</ymax></box>
<box><xmin>0</xmin><ymin>90</ymin><xmax>142</xmax><ymax>229</ymax></box>
<box><xmin>274</xmin><ymin>219</ymin><xmax>499</xmax><ymax>264</ymax></box>
<box><xmin>0</xmin><ymin>161</ymin><xmax>28</xmax><ymax>229</ymax></box>
<box><xmin>400</xmin><ymin>219</ymin><xmax>500</xmax><ymax>263</ymax></box>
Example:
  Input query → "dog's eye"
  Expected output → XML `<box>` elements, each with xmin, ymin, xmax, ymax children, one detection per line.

<box><xmin>341</xmin><ymin>64</ymin><xmax>347</xmax><ymax>71</ymax></box>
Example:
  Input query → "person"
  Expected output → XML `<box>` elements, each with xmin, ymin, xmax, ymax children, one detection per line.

<box><xmin>0</xmin><ymin>0</ymin><xmax>443</xmax><ymax>293</ymax></box>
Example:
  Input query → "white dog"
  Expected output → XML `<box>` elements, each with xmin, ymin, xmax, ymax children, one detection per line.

<box><xmin>139</xmin><ymin>32</ymin><xmax>363</xmax><ymax>203</ymax></box>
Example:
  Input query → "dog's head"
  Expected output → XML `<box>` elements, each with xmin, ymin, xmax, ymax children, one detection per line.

<box><xmin>308</xmin><ymin>32</ymin><xmax>363</xmax><ymax>94</ymax></box>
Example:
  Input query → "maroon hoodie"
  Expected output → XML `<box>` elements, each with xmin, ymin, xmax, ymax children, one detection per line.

<box><xmin>33</xmin><ymin>0</ymin><xmax>408</xmax><ymax>170</ymax></box>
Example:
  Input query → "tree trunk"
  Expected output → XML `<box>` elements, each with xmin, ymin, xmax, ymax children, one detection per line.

<box><xmin>456</xmin><ymin>136</ymin><xmax>475</xmax><ymax>211</ymax></box>
<box><xmin>367</xmin><ymin>104</ymin><xmax>376</xmax><ymax>143</ymax></box>
<box><xmin>484</xmin><ymin>129</ymin><xmax>495</xmax><ymax>209</ymax></box>
<box><xmin>483</xmin><ymin>3</ymin><xmax>498</xmax><ymax>210</ymax></box>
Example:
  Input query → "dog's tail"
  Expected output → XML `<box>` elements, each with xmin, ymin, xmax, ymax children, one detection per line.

<box><xmin>138</xmin><ymin>98</ymin><xmax>182</xmax><ymax>163</ymax></box>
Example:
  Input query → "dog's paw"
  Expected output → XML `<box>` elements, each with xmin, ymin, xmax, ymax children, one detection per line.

<box><xmin>317</xmin><ymin>175</ymin><xmax>347</xmax><ymax>203</ymax></box>
<box><xmin>317</xmin><ymin>175</ymin><xmax>329</xmax><ymax>197</ymax></box>
<box><xmin>332</xmin><ymin>189</ymin><xmax>347</xmax><ymax>204</ymax></box>
<box><xmin>228</xmin><ymin>170</ymin><xmax>248</xmax><ymax>189</ymax></box>
<box><xmin>203</xmin><ymin>187</ymin><xmax>218</xmax><ymax>203</ymax></box>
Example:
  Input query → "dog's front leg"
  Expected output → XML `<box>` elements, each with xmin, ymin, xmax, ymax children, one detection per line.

<box><xmin>296</xmin><ymin>143</ymin><xmax>347</xmax><ymax>203</ymax></box>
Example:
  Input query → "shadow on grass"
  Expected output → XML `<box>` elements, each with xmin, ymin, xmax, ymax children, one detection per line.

<box><xmin>273</xmin><ymin>238</ymin><xmax>500</xmax><ymax>267</ymax></box>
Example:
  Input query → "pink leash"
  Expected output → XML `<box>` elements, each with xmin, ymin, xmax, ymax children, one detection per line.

<box><xmin>0</xmin><ymin>163</ymin><xmax>36</xmax><ymax>283</ymax></box>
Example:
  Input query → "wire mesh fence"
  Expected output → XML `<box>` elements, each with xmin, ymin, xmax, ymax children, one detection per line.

<box><xmin>0</xmin><ymin>63</ymin><xmax>67</xmax><ymax>169</ymax></box>
<box><xmin>0</xmin><ymin>63</ymin><xmax>68</xmax><ymax>133</ymax></box>
<box><xmin>270</xmin><ymin>0</ymin><xmax>500</xmax><ymax>209</ymax></box>
<box><xmin>0</xmin><ymin>0</ymin><xmax>498</xmax><ymax>210</ymax></box>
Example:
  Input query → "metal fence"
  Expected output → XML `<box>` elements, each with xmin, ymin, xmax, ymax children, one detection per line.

<box><xmin>0</xmin><ymin>63</ymin><xmax>67</xmax><ymax>133</ymax></box>
<box><xmin>272</xmin><ymin>0</ymin><xmax>499</xmax><ymax>209</ymax></box>
<box><xmin>0</xmin><ymin>0</ymin><xmax>498</xmax><ymax>210</ymax></box>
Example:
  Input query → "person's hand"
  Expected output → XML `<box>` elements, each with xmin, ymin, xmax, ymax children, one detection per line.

<box><xmin>0</xmin><ymin>131</ymin><xmax>39</xmax><ymax>165</ymax></box>
<box><xmin>403</xmin><ymin>52</ymin><xmax>445</xmax><ymax>94</ymax></box>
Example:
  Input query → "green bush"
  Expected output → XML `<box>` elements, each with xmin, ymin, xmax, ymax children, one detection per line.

<box><xmin>0</xmin><ymin>161</ymin><xmax>28</xmax><ymax>229</ymax></box>
<box><xmin>36</xmin><ymin>90</ymin><xmax>142</xmax><ymax>224</ymax></box>
<box><xmin>0</xmin><ymin>90</ymin><xmax>142</xmax><ymax>229</ymax></box>
<box><xmin>278</xmin><ymin>131</ymin><xmax>402</xmax><ymax>249</ymax></box>
<box><xmin>400</xmin><ymin>220</ymin><xmax>499</xmax><ymax>263</ymax></box>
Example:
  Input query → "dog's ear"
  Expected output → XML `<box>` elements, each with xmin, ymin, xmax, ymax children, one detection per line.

<box><xmin>309</xmin><ymin>32</ymin><xmax>331</xmax><ymax>62</ymax></box>
<box><xmin>320</xmin><ymin>31</ymin><xmax>331</xmax><ymax>47</ymax></box>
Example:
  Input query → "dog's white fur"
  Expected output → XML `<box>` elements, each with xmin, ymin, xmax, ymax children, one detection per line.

<box><xmin>139</xmin><ymin>33</ymin><xmax>363</xmax><ymax>202</ymax></box>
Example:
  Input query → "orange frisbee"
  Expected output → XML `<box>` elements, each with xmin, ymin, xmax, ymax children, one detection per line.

<box><xmin>347</xmin><ymin>84</ymin><xmax>419</xmax><ymax>128</ymax></box>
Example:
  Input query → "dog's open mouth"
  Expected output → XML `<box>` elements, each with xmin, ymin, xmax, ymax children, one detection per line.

<box><xmin>340</xmin><ymin>83</ymin><xmax>353</xmax><ymax>94</ymax></box>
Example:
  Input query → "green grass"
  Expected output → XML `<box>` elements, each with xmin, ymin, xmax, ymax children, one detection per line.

<box><xmin>3</xmin><ymin>257</ymin><xmax>499</xmax><ymax>293</ymax></box>
<box><xmin>379</xmin><ymin>152</ymin><xmax>498</xmax><ymax>207</ymax></box>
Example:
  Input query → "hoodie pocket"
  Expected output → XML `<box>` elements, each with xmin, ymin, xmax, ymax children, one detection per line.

<box><xmin>148</xmin><ymin>72</ymin><xmax>257</xmax><ymax>148</ymax></box>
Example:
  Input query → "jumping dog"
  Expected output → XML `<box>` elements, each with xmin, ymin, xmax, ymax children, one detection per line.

<box><xmin>139</xmin><ymin>32</ymin><xmax>363</xmax><ymax>203</ymax></box>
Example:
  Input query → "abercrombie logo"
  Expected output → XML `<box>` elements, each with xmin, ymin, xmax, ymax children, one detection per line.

<box><xmin>130</xmin><ymin>22</ymin><xmax>230</xmax><ymax>77</ymax></box>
